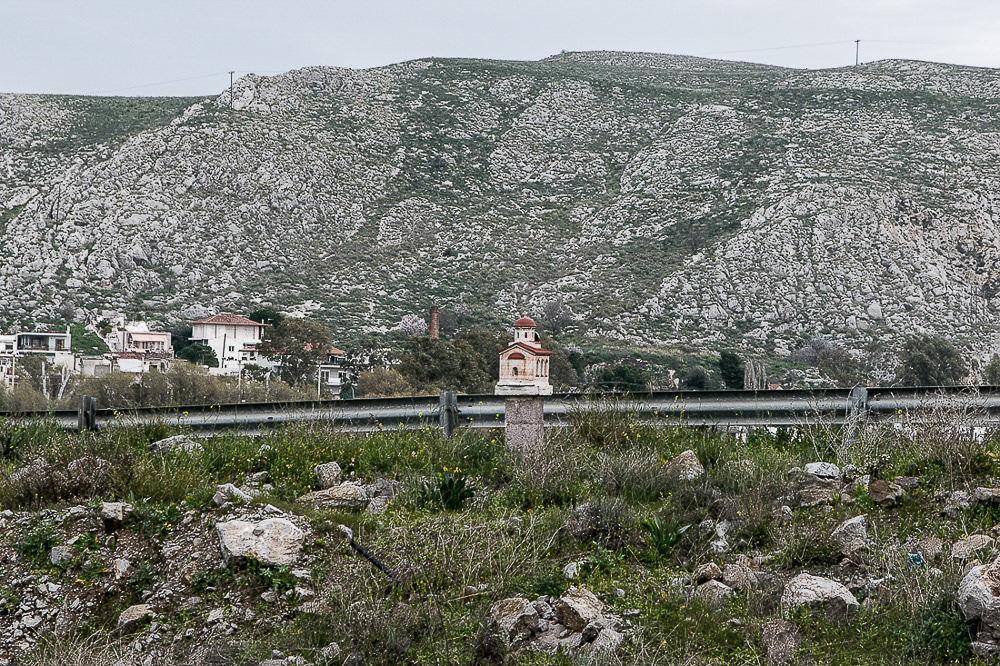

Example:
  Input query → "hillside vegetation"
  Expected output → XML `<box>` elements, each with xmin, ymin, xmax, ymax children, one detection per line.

<box><xmin>4</xmin><ymin>53</ymin><xmax>1000</xmax><ymax>363</ymax></box>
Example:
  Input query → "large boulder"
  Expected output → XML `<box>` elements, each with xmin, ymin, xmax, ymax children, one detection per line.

<box><xmin>830</xmin><ymin>515</ymin><xmax>868</xmax><ymax>556</ymax></box>
<box><xmin>958</xmin><ymin>558</ymin><xmax>1000</xmax><ymax>638</ymax></box>
<box><xmin>117</xmin><ymin>604</ymin><xmax>154</xmax><ymax>634</ymax></box>
<box><xmin>664</xmin><ymin>450</ymin><xmax>705</xmax><ymax>481</ymax></box>
<box><xmin>869</xmin><ymin>480</ymin><xmax>905</xmax><ymax>507</ymax></box>
<box><xmin>297</xmin><ymin>483</ymin><xmax>370</xmax><ymax>509</ymax></box>
<box><xmin>804</xmin><ymin>462</ymin><xmax>840</xmax><ymax>479</ymax></box>
<box><xmin>490</xmin><ymin>597</ymin><xmax>539</xmax><ymax>644</ymax></box>
<box><xmin>952</xmin><ymin>535</ymin><xmax>995</xmax><ymax>560</ymax></box>
<box><xmin>553</xmin><ymin>586</ymin><xmax>605</xmax><ymax>631</ymax></box>
<box><xmin>216</xmin><ymin>518</ymin><xmax>304</xmax><ymax>566</ymax></box>
<box><xmin>694</xmin><ymin>580</ymin><xmax>733</xmax><ymax>608</ymax></box>
<box><xmin>780</xmin><ymin>573</ymin><xmax>859</xmax><ymax>621</ymax></box>
<box><xmin>314</xmin><ymin>462</ymin><xmax>343</xmax><ymax>489</ymax></box>
<box><xmin>796</xmin><ymin>475</ymin><xmax>839</xmax><ymax>507</ymax></box>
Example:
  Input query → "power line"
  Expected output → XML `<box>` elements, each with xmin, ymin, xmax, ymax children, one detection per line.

<box><xmin>697</xmin><ymin>40</ymin><xmax>855</xmax><ymax>57</ymax></box>
<box><xmin>91</xmin><ymin>71</ymin><xmax>232</xmax><ymax>95</ymax></box>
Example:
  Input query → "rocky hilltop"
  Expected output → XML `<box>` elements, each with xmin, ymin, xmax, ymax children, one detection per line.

<box><xmin>4</xmin><ymin>52</ymin><xmax>1000</xmax><ymax>358</ymax></box>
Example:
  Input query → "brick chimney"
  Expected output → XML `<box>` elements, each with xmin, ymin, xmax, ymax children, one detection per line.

<box><xmin>429</xmin><ymin>305</ymin><xmax>440</xmax><ymax>339</ymax></box>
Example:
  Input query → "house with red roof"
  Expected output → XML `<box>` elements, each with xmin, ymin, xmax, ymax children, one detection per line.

<box><xmin>189</xmin><ymin>313</ymin><xmax>269</xmax><ymax>375</ymax></box>
<box><xmin>495</xmin><ymin>317</ymin><xmax>553</xmax><ymax>396</ymax></box>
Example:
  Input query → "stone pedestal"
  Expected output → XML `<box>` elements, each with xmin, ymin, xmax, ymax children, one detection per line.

<box><xmin>505</xmin><ymin>397</ymin><xmax>545</xmax><ymax>456</ymax></box>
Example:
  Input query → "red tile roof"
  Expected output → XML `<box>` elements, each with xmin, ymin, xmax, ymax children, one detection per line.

<box><xmin>514</xmin><ymin>317</ymin><xmax>536</xmax><ymax>328</ymax></box>
<box><xmin>500</xmin><ymin>341</ymin><xmax>552</xmax><ymax>356</ymax></box>
<box><xmin>190</xmin><ymin>313</ymin><xmax>268</xmax><ymax>327</ymax></box>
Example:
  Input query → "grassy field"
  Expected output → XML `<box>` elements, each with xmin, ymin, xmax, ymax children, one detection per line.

<box><xmin>1</xmin><ymin>406</ymin><xmax>997</xmax><ymax>664</ymax></box>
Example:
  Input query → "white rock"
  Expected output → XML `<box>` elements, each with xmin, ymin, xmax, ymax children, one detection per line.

<box><xmin>553</xmin><ymin>586</ymin><xmax>605</xmax><ymax>632</ymax></box>
<box><xmin>664</xmin><ymin>450</ymin><xmax>705</xmax><ymax>481</ymax></box>
<box><xmin>831</xmin><ymin>515</ymin><xmax>868</xmax><ymax>555</ymax></box>
<box><xmin>216</xmin><ymin>518</ymin><xmax>304</xmax><ymax>566</ymax></box>
<box><xmin>804</xmin><ymin>462</ymin><xmax>840</xmax><ymax>479</ymax></box>
<box><xmin>314</xmin><ymin>462</ymin><xmax>343</xmax><ymax>489</ymax></box>
<box><xmin>780</xmin><ymin>573</ymin><xmax>858</xmax><ymax>620</ymax></box>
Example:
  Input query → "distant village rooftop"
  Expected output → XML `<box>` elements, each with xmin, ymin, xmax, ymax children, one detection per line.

<box><xmin>190</xmin><ymin>313</ymin><xmax>269</xmax><ymax>326</ymax></box>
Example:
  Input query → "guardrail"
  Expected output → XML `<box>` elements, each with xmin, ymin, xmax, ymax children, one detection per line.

<box><xmin>2</xmin><ymin>385</ymin><xmax>1000</xmax><ymax>436</ymax></box>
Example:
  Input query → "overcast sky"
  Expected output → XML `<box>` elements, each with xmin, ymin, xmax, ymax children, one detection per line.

<box><xmin>5</xmin><ymin>0</ymin><xmax>1000</xmax><ymax>97</ymax></box>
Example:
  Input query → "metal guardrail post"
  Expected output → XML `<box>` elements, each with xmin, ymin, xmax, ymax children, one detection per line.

<box><xmin>439</xmin><ymin>391</ymin><xmax>458</xmax><ymax>438</ymax></box>
<box><xmin>78</xmin><ymin>395</ymin><xmax>97</xmax><ymax>432</ymax></box>
<box><xmin>843</xmin><ymin>387</ymin><xmax>868</xmax><ymax>446</ymax></box>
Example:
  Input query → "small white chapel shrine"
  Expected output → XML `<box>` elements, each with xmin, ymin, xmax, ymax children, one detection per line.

<box><xmin>495</xmin><ymin>316</ymin><xmax>553</xmax><ymax>396</ymax></box>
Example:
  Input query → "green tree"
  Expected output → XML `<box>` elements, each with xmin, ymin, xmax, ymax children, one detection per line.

<box><xmin>985</xmin><ymin>354</ymin><xmax>1000</xmax><ymax>385</ymax></box>
<box><xmin>357</xmin><ymin>368</ymin><xmax>415</xmax><ymax>397</ymax></box>
<box><xmin>176</xmin><ymin>343</ymin><xmax>218</xmax><ymax>368</ymax></box>
<box><xmin>680</xmin><ymin>365</ymin><xmax>710</xmax><ymax>390</ymax></box>
<box><xmin>396</xmin><ymin>336</ymin><xmax>490</xmax><ymax>394</ymax></box>
<box><xmin>897</xmin><ymin>334</ymin><xmax>968</xmax><ymax>386</ymax></box>
<box><xmin>596</xmin><ymin>364</ymin><xmax>650</xmax><ymax>393</ymax></box>
<box><xmin>248</xmin><ymin>306</ymin><xmax>284</xmax><ymax>327</ymax></box>
<box><xmin>718</xmin><ymin>350</ymin><xmax>745</xmax><ymax>389</ymax></box>
<box><xmin>258</xmin><ymin>317</ymin><xmax>333</xmax><ymax>388</ymax></box>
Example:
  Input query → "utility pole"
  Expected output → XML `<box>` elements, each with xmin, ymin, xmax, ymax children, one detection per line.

<box><xmin>229</xmin><ymin>71</ymin><xmax>235</xmax><ymax>109</ymax></box>
<box><xmin>855</xmin><ymin>40</ymin><xmax>860</xmax><ymax>66</ymax></box>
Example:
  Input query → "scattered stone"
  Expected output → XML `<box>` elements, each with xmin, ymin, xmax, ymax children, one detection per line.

<box><xmin>554</xmin><ymin>587</ymin><xmax>605</xmax><ymax>632</ymax></box>
<box><xmin>563</xmin><ymin>560</ymin><xmax>586</xmax><ymax>580</ymax></box>
<box><xmin>804</xmin><ymin>462</ymin><xmax>840</xmax><ymax>479</ymax></box>
<box><xmin>664</xmin><ymin>450</ymin><xmax>705</xmax><ymax>481</ymax></box>
<box><xmin>781</xmin><ymin>573</ymin><xmax>859</xmax><ymax>621</ymax></box>
<box><xmin>113</xmin><ymin>558</ymin><xmax>134</xmax><ymax>580</ymax></box>
<box><xmin>694</xmin><ymin>580</ymin><xmax>733</xmax><ymax>608</ymax></box>
<box><xmin>761</xmin><ymin>619</ymin><xmax>801</xmax><ymax>665</ymax></box>
<box><xmin>958</xmin><ymin>558</ymin><xmax>1000</xmax><ymax>634</ymax></box>
<box><xmin>710</xmin><ymin>520</ymin><xmax>732</xmax><ymax>554</ymax></box>
<box><xmin>216</xmin><ymin>518</ymin><xmax>305</xmax><ymax>566</ymax></box>
<box><xmin>831</xmin><ymin>515</ymin><xmax>868</xmax><ymax>556</ymax></box>
<box><xmin>952</xmin><ymin>535</ymin><xmax>995</xmax><ymax>560</ymax></box>
<box><xmin>491</xmin><ymin>597</ymin><xmax>540</xmax><ymax>644</ymax></box>
<box><xmin>296</xmin><ymin>483</ymin><xmax>370</xmax><ymax>509</ymax></box>
<box><xmin>101</xmin><ymin>501</ymin><xmax>133</xmax><ymax>527</ymax></box>
<box><xmin>212</xmin><ymin>483</ymin><xmax>254</xmax><ymax>507</ymax></box>
<box><xmin>941</xmin><ymin>490</ymin><xmax>972</xmax><ymax>518</ymax></box>
<box><xmin>117</xmin><ymin>604</ymin><xmax>154</xmax><ymax>634</ymax></box>
<box><xmin>894</xmin><ymin>476</ymin><xmax>919</xmax><ymax>490</ymax></box>
<box><xmin>150</xmin><ymin>434</ymin><xmax>203</xmax><ymax>454</ymax></box>
<box><xmin>975</xmin><ymin>488</ymin><xmax>1000</xmax><ymax>505</ymax></box>
<box><xmin>869</xmin><ymin>480</ymin><xmax>905</xmax><ymax>507</ymax></box>
<box><xmin>49</xmin><ymin>546</ymin><xmax>73</xmax><ymax>565</ymax></box>
<box><xmin>693</xmin><ymin>562</ymin><xmax>722</xmax><ymax>583</ymax></box>
<box><xmin>796</xmin><ymin>475</ymin><xmax>839</xmax><ymax>507</ymax></box>
<box><xmin>722</xmin><ymin>563</ymin><xmax>758</xmax><ymax>591</ymax></box>
<box><xmin>314</xmin><ymin>462</ymin><xmax>343</xmax><ymax>489</ymax></box>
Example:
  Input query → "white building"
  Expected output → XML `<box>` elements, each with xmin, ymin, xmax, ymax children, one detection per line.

<box><xmin>15</xmin><ymin>329</ymin><xmax>74</xmax><ymax>370</ymax></box>
<box><xmin>495</xmin><ymin>317</ymin><xmax>553</xmax><ymax>396</ymax></box>
<box><xmin>108</xmin><ymin>321</ymin><xmax>173</xmax><ymax>357</ymax></box>
<box><xmin>189</xmin><ymin>313</ymin><xmax>269</xmax><ymax>375</ymax></box>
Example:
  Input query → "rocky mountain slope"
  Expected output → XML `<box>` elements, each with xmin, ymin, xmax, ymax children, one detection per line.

<box><xmin>4</xmin><ymin>52</ymin><xmax>1000</xmax><ymax>359</ymax></box>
